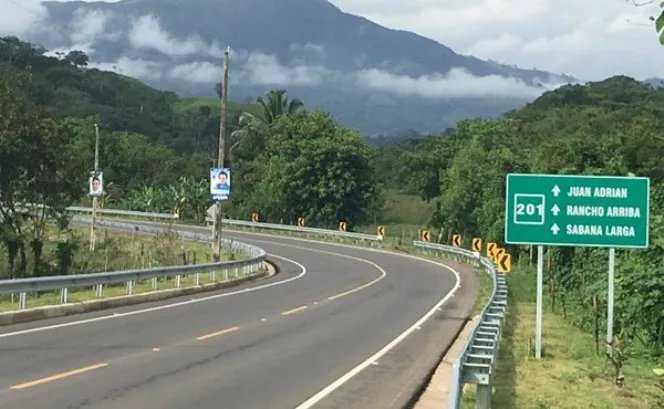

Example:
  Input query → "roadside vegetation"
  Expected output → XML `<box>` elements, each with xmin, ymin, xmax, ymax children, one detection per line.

<box><xmin>0</xmin><ymin>224</ymin><xmax>239</xmax><ymax>312</ymax></box>
<box><xmin>459</xmin><ymin>266</ymin><xmax>662</xmax><ymax>409</ymax></box>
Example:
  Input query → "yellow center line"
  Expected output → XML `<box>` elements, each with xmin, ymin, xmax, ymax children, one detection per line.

<box><xmin>11</xmin><ymin>362</ymin><xmax>109</xmax><ymax>390</ymax></box>
<box><xmin>196</xmin><ymin>326</ymin><xmax>240</xmax><ymax>341</ymax></box>
<box><xmin>327</xmin><ymin>261</ymin><xmax>387</xmax><ymax>301</ymax></box>
<box><xmin>281</xmin><ymin>305</ymin><xmax>309</xmax><ymax>316</ymax></box>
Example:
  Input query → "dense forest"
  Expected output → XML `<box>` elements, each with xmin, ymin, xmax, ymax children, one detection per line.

<box><xmin>2</xmin><ymin>36</ymin><xmax>664</xmax><ymax>360</ymax></box>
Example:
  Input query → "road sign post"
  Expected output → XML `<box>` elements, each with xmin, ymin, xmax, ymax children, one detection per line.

<box><xmin>536</xmin><ymin>245</ymin><xmax>543</xmax><ymax>358</ymax></box>
<box><xmin>608</xmin><ymin>247</ymin><xmax>615</xmax><ymax>354</ymax></box>
<box><xmin>505</xmin><ymin>173</ymin><xmax>650</xmax><ymax>359</ymax></box>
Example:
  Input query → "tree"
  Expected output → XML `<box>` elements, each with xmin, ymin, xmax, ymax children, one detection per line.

<box><xmin>256</xmin><ymin>89</ymin><xmax>303</xmax><ymax>124</ymax></box>
<box><xmin>251</xmin><ymin>110</ymin><xmax>380</xmax><ymax>226</ymax></box>
<box><xmin>626</xmin><ymin>0</ymin><xmax>664</xmax><ymax>44</ymax></box>
<box><xmin>229</xmin><ymin>89</ymin><xmax>304</xmax><ymax>164</ymax></box>
<box><xmin>63</xmin><ymin>50</ymin><xmax>89</xmax><ymax>67</ymax></box>
<box><xmin>0</xmin><ymin>65</ymin><xmax>86</xmax><ymax>277</ymax></box>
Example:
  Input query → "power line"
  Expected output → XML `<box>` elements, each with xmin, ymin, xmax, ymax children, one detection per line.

<box><xmin>1</xmin><ymin>0</ymin><xmax>47</xmax><ymax>17</ymax></box>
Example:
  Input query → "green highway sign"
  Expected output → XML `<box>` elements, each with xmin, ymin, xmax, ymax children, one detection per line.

<box><xmin>504</xmin><ymin>173</ymin><xmax>650</xmax><ymax>248</ymax></box>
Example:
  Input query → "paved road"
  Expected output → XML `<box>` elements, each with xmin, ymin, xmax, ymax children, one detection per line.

<box><xmin>0</xmin><ymin>222</ymin><xmax>479</xmax><ymax>409</ymax></box>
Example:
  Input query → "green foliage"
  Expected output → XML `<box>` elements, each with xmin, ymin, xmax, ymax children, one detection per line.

<box><xmin>0</xmin><ymin>63</ymin><xmax>87</xmax><ymax>278</ymax></box>
<box><xmin>125</xmin><ymin>177</ymin><xmax>210</xmax><ymax>223</ymax></box>
<box><xmin>373</xmin><ymin>75</ymin><xmax>664</xmax><ymax>358</ymax></box>
<box><xmin>238</xmin><ymin>110</ymin><xmax>380</xmax><ymax>227</ymax></box>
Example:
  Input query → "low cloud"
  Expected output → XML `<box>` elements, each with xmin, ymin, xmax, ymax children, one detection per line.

<box><xmin>237</xmin><ymin>53</ymin><xmax>331</xmax><ymax>86</ymax></box>
<box><xmin>92</xmin><ymin>53</ymin><xmax>561</xmax><ymax>100</ymax></box>
<box><xmin>89</xmin><ymin>56</ymin><xmax>163</xmax><ymax>81</ymax></box>
<box><xmin>0</xmin><ymin>0</ymin><xmax>47</xmax><ymax>37</ymax></box>
<box><xmin>1</xmin><ymin>6</ymin><xmax>568</xmax><ymax>99</ymax></box>
<box><xmin>69</xmin><ymin>8</ymin><xmax>116</xmax><ymax>44</ymax></box>
<box><xmin>128</xmin><ymin>14</ymin><xmax>223</xmax><ymax>57</ymax></box>
<box><xmin>354</xmin><ymin>67</ymin><xmax>563</xmax><ymax>98</ymax></box>
<box><xmin>168</xmin><ymin>61</ymin><xmax>219</xmax><ymax>83</ymax></box>
<box><xmin>289</xmin><ymin>42</ymin><xmax>326</xmax><ymax>56</ymax></box>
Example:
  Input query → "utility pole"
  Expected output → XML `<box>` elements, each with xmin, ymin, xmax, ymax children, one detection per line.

<box><xmin>89</xmin><ymin>123</ymin><xmax>100</xmax><ymax>251</ymax></box>
<box><xmin>212</xmin><ymin>46</ymin><xmax>230</xmax><ymax>261</ymax></box>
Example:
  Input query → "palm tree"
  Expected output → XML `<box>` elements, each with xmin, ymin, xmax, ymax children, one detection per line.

<box><xmin>229</xmin><ymin>89</ymin><xmax>304</xmax><ymax>158</ymax></box>
<box><xmin>256</xmin><ymin>89</ymin><xmax>303</xmax><ymax>124</ymax></box>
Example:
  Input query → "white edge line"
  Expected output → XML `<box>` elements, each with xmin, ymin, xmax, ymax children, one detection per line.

<box><xmin>0</xmin><ymin>253</ymin><xmax>306</xmax><ymax>339</ymax></box>
<box><xmin>223</xmin><ymin>227</ymin><xmax>458</xmax><ymax>261</ymax></box>
<box><xmin>211</xmin><ymin>226</ymin><xmax>465</xmax><ymax>408</ymax></box>
<box><xmin>293</xmin><ymin>259</ymin><xmax>461</xmax><ymax>409</ymax></box>
<box><xmin>47</xmin><ymin>220</ymin><xmax>465</xmax><ymax>406</ymax></box>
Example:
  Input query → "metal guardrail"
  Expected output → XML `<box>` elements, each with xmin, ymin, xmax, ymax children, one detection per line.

<box><xmin>18</xmin><ymin>204</ymin><xmax>381</xmax><ymax>241</ymax></box>
<box><xmin>215</xmin><ymin>218</ymin><xmax>382</xmax><ymax>241</ymax></box>
<box><xmin>13</xmin><ymin>203</ymin><xmax>178</xmax><ymax>219</ymax></box>
<box><xmin>67</xmin><ymin>205</ymin><xmax>178</xmax><ymax>219</ymax></box>
<box><xmin>0</xmin><ymin>218</ymin><xmax>266</xmax><ymax>311</ymax></box>
<box><xmin>412</xmin><ymin>241</ymin><xmax>507</xmax><ymax>409</ymax></box>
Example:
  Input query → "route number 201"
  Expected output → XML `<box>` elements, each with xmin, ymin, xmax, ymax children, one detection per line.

<box><xmin>516</xmin><ymin>203</ymin><xmax>543</xmax><ymax>216</ymax></box>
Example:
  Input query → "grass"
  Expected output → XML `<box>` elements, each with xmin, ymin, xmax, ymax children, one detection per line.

<box><xmin>469</xmin><ymin>266</ymin><xmax>493</xmax><ymax>316</ymax></box>
<box><xmin>357</xmin><ymin>190</ymin><xmax>437</xmax><ymax>239</ymax></box>
<box><xmin>460</xmin><ymin>267</ymin><xmax>663</xmax><ymax>409</ymax></box>
<box><xmin>0</xmin><ymin>224</ymin><xmax>250</xmax><ymax>313</ymax></box>
<box><xmin>174</xmin><ymin>97</ymin><xmax>263</xmax><ymax>118</ymax></box>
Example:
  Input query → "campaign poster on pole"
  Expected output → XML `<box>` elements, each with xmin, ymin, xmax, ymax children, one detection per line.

<box><xmin>89</xmin><ymin>171</ymin><xmax>103</xmax><ymax>197</ymax></box>
<box><xmin>210</xmin><ymin>167</ymin><xmax>231</xmax><ymax>201</ymax></box>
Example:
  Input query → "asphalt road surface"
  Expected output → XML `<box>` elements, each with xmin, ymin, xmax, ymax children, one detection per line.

<box><xmin>0</xmin><ymin>222</ymin><xmax>479</xmax><ymax>409</ymax></box>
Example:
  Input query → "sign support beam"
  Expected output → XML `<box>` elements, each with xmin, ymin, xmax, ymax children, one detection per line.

<box><xmin>607</xmin><ymin>247</ymin><xmax>615</xmax><ymax>355</ymax></box>
<box><xmin>536</xmin><ymin>245</ymin><xmax>543</xmax><ymax>359</ymax></box>
<box><xmin>90</xmin><ymin>123</ymin><xmax>100</xmax><ymax>252</ymax></box>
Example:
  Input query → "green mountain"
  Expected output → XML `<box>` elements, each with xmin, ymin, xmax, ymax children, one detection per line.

<box><xmin>24</xmin><ymin>0</ymin><xmax>576</xmax><ymax>135</ymax></box>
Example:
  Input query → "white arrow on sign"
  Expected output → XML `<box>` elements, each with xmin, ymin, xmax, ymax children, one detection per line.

<box><xmin>551</xmin><ymin>223</ymin><xmax>560</xmax><ymax>235</ymax></box>
<box><xmin>551</xmin><ymin>204</ymin><xmax>560</xmax><ymax>216</ymax></box>
<box><xmin>552</xmin><ymin>185</ymin><xmax>561</xmax><ymax>197</ymax></box>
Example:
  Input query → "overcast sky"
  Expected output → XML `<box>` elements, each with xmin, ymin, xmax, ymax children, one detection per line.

<box><xmin>1</xmin><ymin>0</ymin><xmax>662</xmax><ymax>82</ymax></box>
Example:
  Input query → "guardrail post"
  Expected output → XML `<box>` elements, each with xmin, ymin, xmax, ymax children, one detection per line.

<box><xmin>151</xmin><ymin>277</ymin><xmax>157</xmax><ymax>291</ymax></box>
<box><xmin>410</xmin><ymin>240</ymin><xmax>508</xmax><ymax>409</ymax></box>
<box><xmin>96</xmin><ymin>284</ymin><xmax>103</xmax><ymax>298</ymax></box>
<box><xmin>60</xmin><ymin>288</ymin><xmax>68</xmax><ymax>304</ymax></box>
<box><xmin>224</xmin><ymin>267</ymin><xmax>228</xmax><ymax>282</ymax></box>
<box><xmin>176</xmin><ymin>275</ymin><xmax>181</xmax><ymax>288</ymax></box>
<box><xmin>19</xmin><ymin>292</ymin><xmax>27</xmax><ymax>310</ymax></box>
<box><xmin>476</xmin><ymin>384</ymin><xmax>492</xmax><ymax>409</ymax></box>
<box><xmin>195</xmin><ymin>273</ymin><xmax>200</xmax><ymax>287</ymax></box>
<box><xmin>126</xmin><ymin>281</ymin><xmax>133</xmax><ymax>295</ymax></box>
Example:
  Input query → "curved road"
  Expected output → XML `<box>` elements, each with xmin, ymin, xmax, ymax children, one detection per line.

<box><xmin>0</xmin><ymin>223</ymin><xmax>479</xmax><ymax>409</ymax></box>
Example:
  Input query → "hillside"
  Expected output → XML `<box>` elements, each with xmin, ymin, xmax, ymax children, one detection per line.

<box><xmin>24</xmin><ymin>0</ymin><xmax>576</xmax><ymax>135</ymax></box>
<box><xmin>0</xmin><ymin>35</ymin><xmax>263</xmax><ymax>155</ymax></box>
